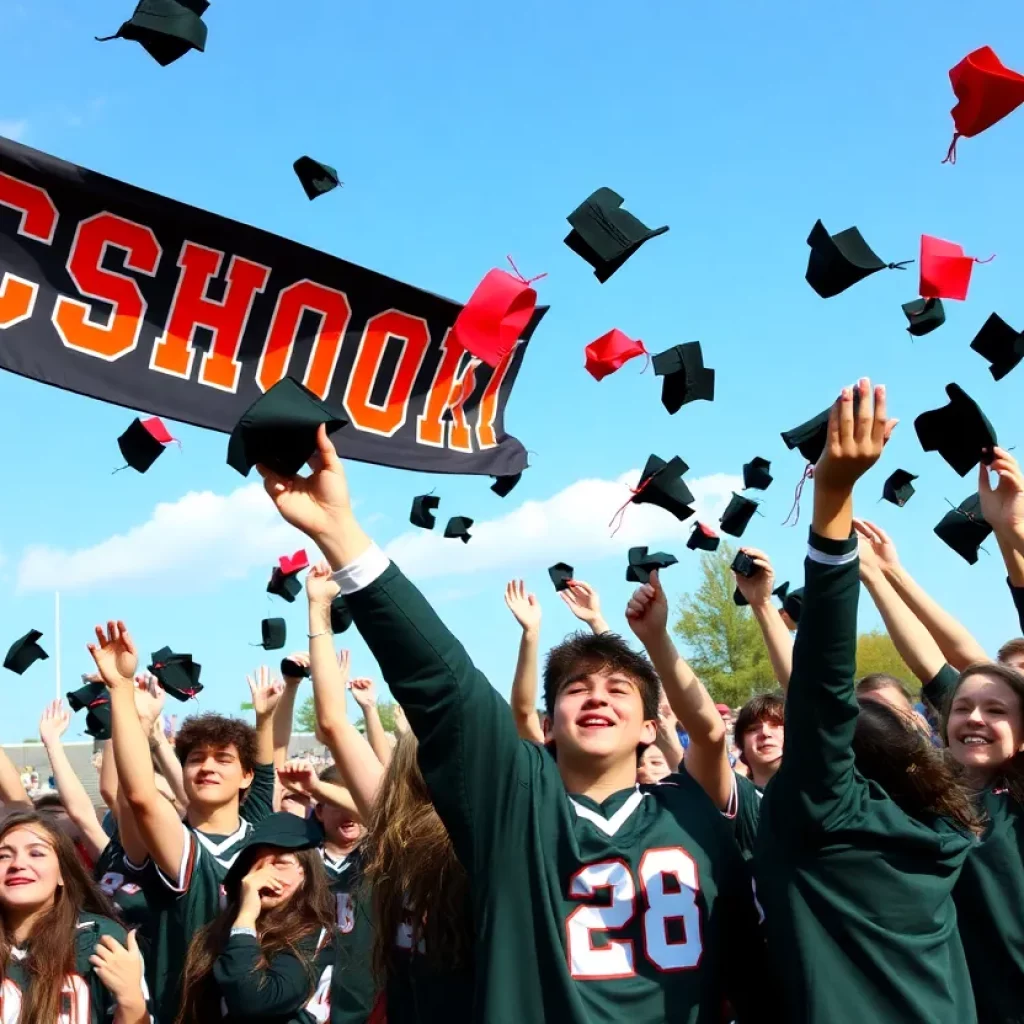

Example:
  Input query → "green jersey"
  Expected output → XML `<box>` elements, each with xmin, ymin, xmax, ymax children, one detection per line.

<box><xmin>1</xmin><ymin>912</ymin><xmax>151</xmax><ymax>1024</ymax></box>
<box><xmin>344</xmin><ymin>559</ymin><xmax>770</xmax><ymax>1023</ymax></box>
<box><xmin>756</xmin><ymin>533</ymin><xmax>976</xmax><ymax>1024</ymax></box>
<box><xmin>729</xmin><ymin>772</ymin><xmax>763</xmax><ymax>861</ymax></box>
<box><xmin>93</xmin><ymin>828</ymin><xmax>155</xmax><ymax>941</ymax></box>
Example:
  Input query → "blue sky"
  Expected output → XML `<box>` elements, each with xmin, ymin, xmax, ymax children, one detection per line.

<box><xmin>1</xmin><ymin>0</ymin><xmax>1024</xmax><ymax>741</ymax></box>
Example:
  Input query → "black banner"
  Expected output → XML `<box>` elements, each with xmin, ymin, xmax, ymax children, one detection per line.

<box><xmin>0</xmin><ymin>137</ymin><xmax>543</xmax><ymax>476</ymax></box>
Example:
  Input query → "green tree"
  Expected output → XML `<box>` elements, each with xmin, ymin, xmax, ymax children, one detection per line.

<box><xmin>856</xmin><ymin>630</ymin><xmax>918</xmax><ymax>693</ymax></box>
<box><xmin>293</xmin><ymin>697</ymin><xmax>399</xmax><ymax>735</ymax></box>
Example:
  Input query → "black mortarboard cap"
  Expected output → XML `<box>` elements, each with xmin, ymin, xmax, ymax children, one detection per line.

<box><xmin>97</xmin><ymin>0</ymin><xmax>208</xmax><ymax>67</ymax></box>
<box><xmin>117</xmin><ymin>417</ymin><xmax>175</xmax><ymax>473</ymax></box>
<box><xmin>444</xmin><ymin>516</ymin><xmax>473</xmax><ymax>543</ymax></box>
<box><xmin>227</xmin><ymin>377</ymin><xmax>347</xmax><ymax>478</ymax></box>
<box><xmin>783</xmin><ymin>587</ymin><xmax>804</xmax><ymax>623</ymax></box>
<box><xmin>85</xmin><ymin>702</ymin><xmax>113</xmax><ymax>741</ymax></box>
<box><xmin>687</xmin><ymin>522</ymin><xmax>720</xmax><ymax>552</ymax></box>
<box><xmin>731</xmin><ymin>551</ymin><xmax>758</xmax><ymax>578</ymax></box>
<box><xmin>914</xmin><ymin>384</ymin><xmax>997</xmax><ymax>477</ymax></box>
<box><xmin>67</xmin><ymin>682</ymin><xmax>105</xmax><ymax>713</ymax></box>
<box><xmin>148</xmin><ymin>647</ymin><xmax>203</xmax><ymax>701</ymax></box>
<box><xmin>651</xmin><ymin>342</ymin><xmax>715</xmax><ymax>416</ymax></box>
<box><xmin>934</xmin><ymin>494</ymin><xmax>991</xmax><ymax>565</ymax></box>
<box><xmin>491</xmin><ymin>473</ymin><xmax>521</xmax><ymax>498</ymax></box>
<box><xmin>743</xmin><ymin>457</ymin><xmax>773</xmax><ymax>491</ymax></box>
<box><xmin>805</xmin><ymin>219</ymin><xmax>906</xmax><ymax>298</ymax></box>
<box><xmin>902</xmin><ymin>298</ymin><xmax>946</xmax><ymax>338</ymax></box>
<box><xmin>330</xmin><ymin>595</ymin><xmax>352</xmax><ymax>635</ymax></box>
<box><xmin>782</xmin><ymin>391</ymin><xmax>862</xmax><ymax>465</ymax></box>
<box><xmin>225</xmin><ymin>812</ymin><xmax>325</xmax><ymax>892</ymax></box>
<box><xmin>548</xmin><ymin>562</ymin><xmax>574</xmax><ymax>591</ymax></box>
<box><xmin>293</xmin><ymin>157</ymin><xmax>341</xmax><ymax>201</ymax></box>
<box><xmin>267</xmin><ymin>567</ymin><xmax>303</xmax><ymax>603</ymax></box>
<box><xmin>564</xmin><ymin>188</ymin><xmax>669</xmax><ymax>283</ymax></box>
<box><xmin>970</xmin><ymin>313</ymin><xmax>1024</xmax><ymax>381</ymax></box>
<box><xmin>410</xmin><ymin>494</ymin><xmax>440</xmax><ymax>530</ymax></box>
<box><xmin>3</xmin><ymin>630</ymin><xmax>48</xmax><ymax>675</ymax></box>
<box><xmin>260</xmin><ymin>618</ymin><xmax>286</xmax><ymax>651</ymax></box>
<box><xmin>773</xmin><ymin>581</ymin><xmax>790</xmax><ymax>603</ymax></box>
<box><xmin>625</xmin><ymin>547</ymin><xmax>678</xmax><ymax>584</ymax></box>
<box><xmin>882</xmin><ymin>470</ymin><xmax>918</xmax><ymax>507</ymax></box>
<box><xmin>281</xmin><ymin>657</ymin><xmax>311</xmax><ymax>680</ymax></box>
<box><xmin>633</xmin><ymin>455</ymin><xmax>695</xmax><ymax>521</ymax></box>
<box><xmin>720</xmin><ymin>494</ymin><xmax>759</xmax><ymax>537</ymax></box>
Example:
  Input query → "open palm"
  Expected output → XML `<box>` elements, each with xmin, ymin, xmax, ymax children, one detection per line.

<box><xmin>88</xmin><ymin>621</ymin><xmax>137</xmax><ymax>688</ymax></box>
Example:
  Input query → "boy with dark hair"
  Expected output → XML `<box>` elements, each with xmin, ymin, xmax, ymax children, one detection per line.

<box><xmin>997</xmin><ymin>636</ymin><xmax>1024</xmax><ymax>672</ymax></box>
<box><xmin>730</xmin><ymin>693</ymin><xmax>785</xmax><ymax>857</ymax></box>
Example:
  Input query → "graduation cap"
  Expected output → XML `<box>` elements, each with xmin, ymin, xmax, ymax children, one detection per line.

<box><xmin>584</xmin><ymin>329</ymin><xmax>647</xmax><ymax>381</ymax></box>
<box><xmin>548</xmin><ymin>562</ymin><xmax>574</xmax><ymax>591</ymax></box>
<box><xmin>782</xmin><ymin>587</ymin><xmax>804</xmax><ymax>624</ymax></box>
<box><xmin>148</xmin><ymin>647</ymin><xmax>203</xmax><ymax>701</ymax></box>
<box><xmin>773</xmin><ymin>581</ymin><xmax>790</xmax><ymax>603</ymax></box>
<box><xmin>914</xmin><ymin>383</ymin><xmax>997</xmax><ymax>477</ymax></box>
<box><xmin>629</xmin><ymin>455</ymin><xmax>695</xmax><ymax>522</ymax></box>
<box><xmin>227</xmin><ymin>377</ymin><xmax>347</xmax><ymax>478</ymax></box>
<box><xmin>491</xmin><ymin>473</ymin><xmax>521</xmax><ymax>498</ymax></box>
<box><xmin>116</xmin><ymin>416</ymin><xmax>177</xmax><ymax>473</ymax></box>
<box><xmin>444</xmin><ymin>516</ymin><xmax>473</xmax><ymax>543</ymax></box>
<box><xmin>330</xmin><ymin>595</ymin><xmax>352</xmax><ymax>634</ymax></box>
<box><xmin>731</xmin><ymin>551</ymin><xmax>758</xmax><ymax>578</ymax></box>
<box><xmin>625</xmin><ymin>547</ymin><xmax>678</xmax><ymax>584</ymax></box>
<box><xmin>805</xmin><ymin>219</ymin><xmax>910</xmax><ymax>298</ymax></box>
<box><xmin>67</xmin><ymin>682</ymin><xmax>114</xmax><ymax>741</ymax></box>
<box><xmin>743</xmin><ymin>457</ymin><xmax>773</xmax><ymax>491</ymax></box>
<box><xmin>3</xmin><ymin>630</ymin><xmax>48</xmax><ymax>675</ymax></box>
<box><xmin>970</xmin><ymin>313</ymin><xmax>1024</xmax><ymax>381</ymax></box>
<box><xmin>934</xmin><ymin>494</ymin><xmax>992</xmax><ymax>565</ymax></box>
<box><xmin>720</xmin><ymin>494</ymin><xmax>759</xmax><ymax>538</ymax></box>
<box><xmin>278</xmin><ymin>550</ymin><xmax>309</xmax><ymax>576</ymax></box>
<box><xmin>687</xmin><ymin>522</ymin><xmax>720</xmax><ymax>552</ymax></box>
<box><xmin>97</xmin><ymin>0</ymin><xmax>208</xmax><ymax>66</ymax></box>
<box><xmin>882</xmin><ymin>470</ymin><xmax>918</xmax><ymax>507</ymax></box>
<box><xmin>651</xmin><ymin>342</ymin><xmax>715</xmax><ymax>415</ymax></box>
<box><xmin>259</xmin><ymin>618</ymin><xmax>286</xmax><ymax>651</ymax></box>
<box><xmin>944</xmin><ymin>46</ymin><xmax>1024</xmax><ymax>164</ymax></box>
<box><xmin>293</xmin><ymin>157</ymin><xmax>341</xmax><ymax>200</ymax></box>
<box><xmin>225</xmin><ymin>812</ymin><xmax>325</xmax><ymax>892</ymax></box>
<box><xmin>902</xmin><ymin>298</ymin><xmax>946</xmax><ymax>337</ymax></box>
<box><xmin>410</xmin><ymin>494</ymin><xmax>440</xmax><ymax>530</ymax></box>
<box><xmin>67</xmin><ymin>681</ymin><xmax>104</xmax><ymax>713</ymax></box>
<box><xmin>564</xmin><ymin>188</ymin><xmax>669</xmax><ymax>283</ymax></box>
<box><xmin>281</xmin><ymin>656</ymin><xmax>311</xmax><ymax>679</ymax></box>
<box><xmin>451</xmin><ymin>265</ymin><xmax>541</xmax><ymax>368</ymax></box>
<box><xmin>782</xmin><ymin>391</ymin><xmax>862</xmax><ymax>465</ymax></box>
<box><xmin>919</xmin><ymin>235</ymin><xmax>992</xmax><ymax>301</ymax></box>
<box><xmin>267</xmin><ymin>567</ymin><xmax>303</xmax><ymax>603</ymax></box>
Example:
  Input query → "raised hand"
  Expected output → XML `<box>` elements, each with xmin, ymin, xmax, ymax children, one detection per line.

<box><xmin>246</xmin><ymin>666</ymin><xmax>284</xmax><ymax>719</ymax></box>
<box><xmin>239</xmin><ymin>863</ymin><xmax>284</xmax><ymax>918</ymax></box>
<box><xmin>815</xmin><ymin>378</ymin><xmax>896</xmax><ymax>492</ymax></box>
<box><xmin>560</xmin><ymin>580</ymin><xmax>604</xmax><ymax>627</ymax></box>
<box><xmin>87</xmin><ymin>621</ymin><xmax>137</xmax><ymax>690</ymax></box>
<box><xmin>853</xmin><ymin>519</ymin><xmax>901</xmax><ymax>573</ymax></box>
<box><xmin>281</xmin><ymin>652</ymin><xmax>310</xmax><ymax>683</ymax></box>
<box><xmin>39</xmin><ymin>700</ymin><xmax>70</xmax><ymax>745</ymax></box>
<box><xmin>278</xmin><ymin>758</ymin><xmax>318</xmax><ymax>797</ymax></box>
<box><xmin>336</xmin><ymin>649</ymin><xmax>351</xmax><ymax>688</ymax></box>
<box><xmin>504</xmin><ymin>579</ymin><xmax>541</xmax><ymax>634</ymax></box>
<box><xmin>733</xmin><ymin>547</ymin><xmax>776</xmax><ymax>607</ymax></box>
<box><xmin>979</xmin><ymin>446</ymin><xmax>1024</xmax><ymax>537</ymax></box>
<box><xmin>348</xmin><ymin>676</ymin><xmax>377</xmax><ymax>709</ymax></box>
<box><xmin>306</xmin><ymin>560</ymin><xmax>340</xmax><ymax>606</ymax></box>
<box><xmin>625</xmin><ymin>570</ymin><xmax>670</xmax><ymax>646</ymax></box>
<box><xmin>133</xmin><ymin>674</ymin><xmax>165</xmax><ymax>732</ymax></box>
<box><xmin>89</xmin><ymin>931</ymin><xmax>144</xmax><ymax>1009</ymax></box>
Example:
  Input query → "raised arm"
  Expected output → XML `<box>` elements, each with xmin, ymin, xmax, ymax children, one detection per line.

<box><xmin>149</xmin><ymin>716</ymin><xmax>188</xmax><ymax>811</ymax></box>
<box><xmin>734</xmin><ymin>548</ymin><xmax>794</xmax><ymax>690</ymax></box>
<box><xmin>627</xmin><ymin>571</ymin><xmax>731</xmax><ymax>809</ymax></box>
<box><xmin>560</xmin><ymin>579</ymin><xmax>611</xmax><ymax>635</ymax></box>
<box><xmin>654</xmin><ymin>694</ymin><xmax>685</xmax><ymax>772</ymax></box>
<box><xmin>504</xmin><ymin>579</ymin><xmax>545</xmax><ymax>744</ymax></box>
<box><xmin>349</xmin><ymin>677</ymin><xmax>393</xmax><ymax>767</ymax></box>
<box><xmin>0</xmin><ymin>744</ymin><xmax>31</xmax><ymax>810</ymax></box>
<box><xmin>98</xmin><ymin>739</ymin><xmax>119</xmax><ymax>818</ymax></box>
<box><xmin>274</xmin><ymin>653</ymin><xmax>308</xmax><ymax>767</ymax></box>
<box><xmin>979</xmin><ymin>447</ymin><xmax>1024</xmax><ymax>633</ymax></box>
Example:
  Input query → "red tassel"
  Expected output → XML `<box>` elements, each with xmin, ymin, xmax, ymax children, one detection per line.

<box><xmin>608</xmin><ymin>473</ymin><xmax>657</xmax><ymax>536</ymax></box>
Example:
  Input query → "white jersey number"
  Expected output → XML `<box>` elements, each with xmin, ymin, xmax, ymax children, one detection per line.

<box><xmin>566</xmin><ymin>847</ymin><xmax>702</xmax><ymax>979</ymax></box>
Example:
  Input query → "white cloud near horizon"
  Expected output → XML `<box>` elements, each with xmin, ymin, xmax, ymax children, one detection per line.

<box><xmin>0</xmin><ymin>120</ymin><xmax>28</xmax><ymax>142</ymax></box>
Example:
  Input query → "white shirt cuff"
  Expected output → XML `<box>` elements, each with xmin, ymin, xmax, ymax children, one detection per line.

<box><xmin>330</xmin><ymin>543</ymin><xmax>391</xmax><ymax>595</ymax></box>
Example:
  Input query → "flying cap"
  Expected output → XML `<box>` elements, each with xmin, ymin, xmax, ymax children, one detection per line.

<box><xmin>97</xmin><ymin>0</ymin><xmax>208</xmax><ymax>66</ymax></box>
<box><xmin>970</xmin><ymin>313</ymin><xmax>1024</xmax><ymax>381</ymax></box>
<box><xmin>330</xmin><ymin>595</ymin><xmax>352</xmax><ymax>634</ymax></box>
<box><xmin>919</xmin><ymin>235</ymin><xmax>992</xmax><ymax>301</ymax></box>
<box><xmin>227</xmin><ymin>377</ymin><xmax>347</xmax><ymax>478</ymax></box>
<box><xmin>720</xmin><ymin>494</ymin><xmax>759</xmax><ymax>538</ymax></box>
<box><xmin>444</xmin><ymin>516</ymin><xmax>473</xmax><ymax>543</ymax></box>
<box><xmin>902</xmin><ymin>298</ymin><xmax>946</xmax><ymax>337</ymax></box>
<box><xmin>278</xmin><ymin>550</ymin><xmax>309</xmax><ymax>576</ymax></box>
<box><xmin>743</xmin><ymin>457</ymin><xmax>773</xmax><ymax>491</ymax></box>
<box><xmin>934</xmin><ymin>494</ymin><xmax>991</xmax><ymax>564</ymax></box>
<box><xmin>260</xmin><ymin>618</ymin><xmax>286</xmax><ymax>651</ymax></box>
<box><xmin>148</xmin><ymin>647</ymin><xmax>203</xmax><ymax>701</ymax></box>
<box><xmin>117</xmin><ymin>416</ymin><xmax>177</xmax><ymax>473</ymax></box>
<box><xmin>224</xmin><ymin>813</ymin><xmax>325</xmax><ymax>894</ymax></box>
<box><xmin>68</xmin><ymin>683</ymin><xmax>113</xmax><ymax>741</ymax></box>
<box><xmin>782</xmin><ymin>391</ymin><xmax>862</xmax><ymax>464</ymax></box>
<box><xmin>548</xmin><ymin>562</ymin><xmax>574</xmax><ymax>591</ymax></box>
<box><xmin>267</xmin><ymin>567</ymin><xmax>303</xmax><ymax>603</ymax></box>
<box><xmin>651</xmin><ymin>342</ymin><xmax>715</xmax><ymax>415</ymax></box>
<box><xmin>585</xmin><ymin>329</ymin><xmax>647</xmax><ymax>381</ymax></box>
<box><xmin>773</xmin><ymin>581</ymin><xmax>790</xmax><ymax>603</ymax></box>
<box><xmin>67</xmin><ymin>682</ymin><xmax>105</xmax><ymax>713</ymax></box>
<box><xmin>687</xmin><ymin>522</ymin><xmax>720</xmax><ymax>552</ymax></box>
<box><xmin>3</xmin><ymin>630</ymin><xmax>48</xmax><ymax>675</ymax></box>
<box><xmin>491</xmin><ymin>473</ymin><xmax>521</xmax><ymax>498</ymax></box>
<box><xmin>625</xmin><ymin>547</ymin><xmax>678</xmax><ymax>584</ymax></box>
<box><xmin>564</xmin><ymin>188</ymin><xmax>669</xmax><ymax>283</ymax></box>
<box><xmin>914</xmin><ymin>383</ymin><xmax>997</xmax><ymax>476</ymax></box>
<box><xmin>451</xmin><ymin>266</ymin><xmax>539</xmax><ymax>368</ymax></box>
<box><xmin>410</xmin><ymin>494</ymin><xmax>440</xmax><ymax>530</ymax></box>
<box><xmin>882</xmin><ymin>470</ymin><xmax>918</xmax><ymax>507</ymax></box>
<box><xmin>944</xmin><ymin>47</ymin><xmax>1024</xmax><ymax>163</ymax></box>
<box><xmin>783</xmin><ymin>587</ymin><xmax>804</xmax><ymax>624</ymax></box>
<box><xmin>805</xmin><ymin>219</ymin><xmax>909</xmax><ymax>298</ymax></box>
<box><xmin>631</xmin><ymin>455</ymin><xmax>695</xmax><ymax>521</ymax></box>
<box><xmin>293</xmin><ymin>157</ymin><xmax>341</xmax><ymax>200</ymax></box>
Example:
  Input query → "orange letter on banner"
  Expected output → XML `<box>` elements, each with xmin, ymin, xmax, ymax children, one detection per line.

<box><xmin>416</xmin><ymin>328</ymin><xmax>480</xmax><ymax>452</ymax></box>
<box><xmin>52</xmin><ymin>213</ymin><xmax>161</xmax><ymax>360</ymax></box>
<box><xmin>476</xmin><ymin>342</ymin><xmax>519</xmax><ymax>449</ymax></box>
<box><xmin>150</xmin><ymin>242</ymin><xmax>270</xmax><ymax>392</ymax></box>
<box><xmin>343</xmin><ymin>310</ymin><xmax>430</xmax><ymax>436</ymax></box>
<box><xmin>257</xmin><ymin>280</ymin><xmax>352</xmax><ymax>397</ymax></box>
<box><xmin>0</xmin><ymin>172</ymin><xmax>58</xmax><ymax>328</ymax></box>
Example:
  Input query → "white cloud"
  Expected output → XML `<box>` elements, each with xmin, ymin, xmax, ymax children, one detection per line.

<box><xmin>384</xmin><ymin>469</ymin><xmax>744</xmax><ymax>580</ymax></box>
<box><xmin>0</xmin><ymin>120</ymin><xmax>28</xmax><ymax>142</ymax></box>
<box><xmin>16</xmin><ymin>484</ymin><xmax>306</xmax><ymax>595</ymax></box>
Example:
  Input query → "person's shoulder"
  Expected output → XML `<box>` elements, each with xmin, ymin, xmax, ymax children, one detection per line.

<box><xmin>75</xmin><ymin>912</ymin><xmax>127</xmax><ymax>949</ymax></box>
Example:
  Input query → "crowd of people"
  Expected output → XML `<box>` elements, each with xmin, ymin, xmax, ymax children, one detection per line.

<box><xmin>0</xmin><ymin>378</ymin><xmax>1021</xmax><ymax>1022</ymax></box>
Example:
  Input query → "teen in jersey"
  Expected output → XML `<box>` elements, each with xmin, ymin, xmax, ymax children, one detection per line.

<box><xmin>260</xmin><ymin>429</ymin><xmax>769</xmax><ymax>1023</ymax></box>
<box><xmin>756</xmin><ymin>378</ymin><xmax>981</xmax><ymax>1024</ymax></box>
<box><xmin>0</xmin><ymin>811</ymin><xmax>150</xmax><ymax>1023</ymax></box>
<box><xmin>726</xmin><ymin>693</ymin><xmax>784</xmax><ymax>858</ymax></box>
<box><xmin>88</xmin><ymin>622</ymin><xmax>279</xmax><ymax>1023</ymax></box>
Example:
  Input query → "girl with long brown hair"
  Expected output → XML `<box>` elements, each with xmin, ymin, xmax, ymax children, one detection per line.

<box><xmin>175</xmin><ymin>812</ymin><xmax>336</xmax><ymax>1024</ymax></box>
<box><xmin>0</xmin><ymin>810</ymin><xmax>150</xmax><ymax>1024</ymax></box>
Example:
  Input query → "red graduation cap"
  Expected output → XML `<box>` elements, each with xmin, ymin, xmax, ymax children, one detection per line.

<box><xmin>451</xmin><ymin>258</ymin><xmax>545</xmax><ymax>368</ymax></box>
<box><xmin>278</xmin><ymin>549</ymin><xmax>309</xmax><ymax>575</ymax></box>
<box><xmin>584</xmin><ymin>329</ymin><xmax>648</xmax><ymax>381</ymax></box>
<box><xmin>919</xmin><ymin>235</ymin><xmax>994</xmax><ymax>301</ymax></box>
<box><xmin>944</xmin><ymin>46</ymin><xmax>1024</xmax><ymax>163</ymax></box>
<box><xmin>142</xmin><ymin>417</ymin><xmax>174</xmax><ymax>445</ymax></box>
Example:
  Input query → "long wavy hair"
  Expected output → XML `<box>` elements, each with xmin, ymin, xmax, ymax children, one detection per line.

<box><xmin>0</xmin><ymin>812</ymin><xmax>119</xmax><ymax>1024</ymax></box>
<box><xmin>176</xmin><ymin>847</ymin><xmax>336</xmax><ymax>1024</ymax></box>
<box><xmin>361</xmin><ymin>732</ymin><xmax>471</xmax><ymax>984</ymax></box>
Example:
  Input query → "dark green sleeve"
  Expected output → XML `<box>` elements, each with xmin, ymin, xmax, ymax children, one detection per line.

<box><xmin>241</xmin><ymin>762</ymin><xmax>277</xmax><ymax>824</ymax></box>
<box><xmin>1008</xmin><ymin>576</ymin><xmax>1024</xmax><ymax>636</ymax></box>
<box><xmin>730</xmin><ymin>773</ymin><xmax>761</xmax><ymax>860</ymax></box>
<box><xmin>346</xmin><ymin>562</ymin><xmax>528</xmax><ymax>875</ymax></box>
<box><xmin>922</xmin><ymin>662</ymin><xmax>959</xmax><ymax>717</ymax></box>
<box><xmin>213</xmin><ymin>933</ymin><xmax>324</xmax><ymax>1016</ymax></box>
<box><xmin>772</xmin><ymin>531</ymin><xmax>861</xmax><ymax>828</ymax></box>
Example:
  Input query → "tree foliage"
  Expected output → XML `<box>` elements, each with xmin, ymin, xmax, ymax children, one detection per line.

<box><xmin>294</xmin><ymin>697</ymin><xmax>399</xmax><ymax>735</ymax></box>
<box><xmin>855</xmin><ymin>630</ymin><xmax>918</xmax><ymax>692</ymax></box>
